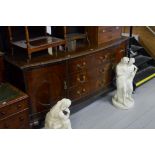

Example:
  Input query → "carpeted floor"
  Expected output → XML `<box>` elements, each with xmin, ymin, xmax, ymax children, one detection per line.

<box><xmin>70</xmin><ymin>78</ymin><xmax>155</xmax><ymax>129</ymax></box>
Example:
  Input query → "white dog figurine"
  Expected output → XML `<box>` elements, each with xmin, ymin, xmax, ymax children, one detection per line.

<box><xmin>44</xmin><ymin>98</ymin><xmax>72</xmax><ymax>129</ymax></box>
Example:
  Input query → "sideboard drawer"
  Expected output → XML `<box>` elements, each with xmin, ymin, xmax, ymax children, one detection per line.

<box><xmin>0</xmin><ymin>99</ymin><xmax>28</xmax><ymax>120</ymax></box>
<box><xmin>68</xmin><ymin>56</ymin><xmax>88</xmax><ymax>74</ymax></box>
<box><xmin>68</xmin><ymin>70</ymin><xmax>90</xmax><ymax>88</ymax></box>
<box><xmin>0</xmin><ymin>109</ymin><xmax>29</xmax><ymax>129</ymax></box>
<box><xmin>68</xmin><ymin>83</ymin><xmax>90</xmax><ymax>101</ymax></box>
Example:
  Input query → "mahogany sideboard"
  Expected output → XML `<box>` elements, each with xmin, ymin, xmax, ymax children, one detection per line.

<box><xmin>5</xmin><ymin>37</ymin><xmax>128</xmax><ymax>128</ymax></box>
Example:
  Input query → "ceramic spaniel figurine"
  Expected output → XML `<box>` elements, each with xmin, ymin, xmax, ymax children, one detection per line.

<box><xmin>44</xmin><ymin>98</ymin><xmax>72</xmax><ymax>129</ymax></box>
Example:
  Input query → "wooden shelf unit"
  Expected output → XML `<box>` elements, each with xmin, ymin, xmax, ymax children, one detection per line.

<box><xmin>8</xmin><ymin>26</ymin><xmax>66</xmax><ymax>60</ymax></box>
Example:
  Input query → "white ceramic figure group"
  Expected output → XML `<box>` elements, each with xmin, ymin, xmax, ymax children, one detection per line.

<box><xmin>112</xmin><ymin>57</ymin><xmax>138</xmax><ymax>109</ymax></box>
<box><xmin>44</xmin><ymin>98</ymin><xmax>72</xmax><ymax>129</ymax></box>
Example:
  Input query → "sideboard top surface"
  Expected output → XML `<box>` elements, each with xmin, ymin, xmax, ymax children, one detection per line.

<box><xmin>5</xmin><ymin>37</ymin><xmax>128</xmax><ymax>70</ymax></box>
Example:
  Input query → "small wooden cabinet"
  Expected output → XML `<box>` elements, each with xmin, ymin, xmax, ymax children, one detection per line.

<box><xmin>0</xmin><ymin>83</ymin><xmax>29</xmax><ymax>129</ymax></box>
<box><xmin>87</xmin><ymin>26</ymin><xmax>122</xmax><ymax>45</ymax></box>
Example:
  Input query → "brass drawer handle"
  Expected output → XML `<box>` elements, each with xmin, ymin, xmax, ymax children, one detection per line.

<box><xmin>77</xmin><ymin>75</ymin><xmax>86</xmax><ymax>83</ymax></box>
<box><xmin>120</xmin><ymin>49</ymin><xmax>124</xmax><ymax>53</ymax></box>
<box><xmin>17</xmin><ymin>104</ymin><xmax>22</xmax><ymax>108</ymax></box>
<box><xmin>105</xmin><ymin>54</ymin><xmax>111</xmax><ymax>59</ymax></box>
<box><xmin>77</xmin><ymin>90</ymin><xmax>81</xmax><ymax>95</ymax></box>
<box><xmin>82</xmin><ymin>62</ymin><xmax>86</xmax><ymax>66</ymax></box>
<box><xmin>77</xmin><ymin>62</ymin><xmax>86</xmax><ymax>69</ymax></box>
<box><xmin>99</xmin><ymin>56</ymin><xmax>105</xmax><ymax>63</ymax></box>
<box><xmin>99</xmin><ymin>56</ymin><xmax>105</xmax><ymax>60</ymax></box>
<box><xmin>82</xmin><ymin>88</ymin><xmax>86</xmax><ymax>93</ymax></box>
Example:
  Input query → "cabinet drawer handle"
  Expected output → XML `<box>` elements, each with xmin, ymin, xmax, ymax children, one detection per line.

<box><xmin>82</xmin><ymin>88</ymin><xmax>86</xmax><ymax>93</ymax></box>
<box><xmin>102</xmin><ymin>30</ymin><xmax>106</xmax><ymax>33</ymax></box>
<box><xmin>82</xmin><ymin>62</ymin><xmax>86</xmax><ymax>66</ymax></box>
<box><xmin>105</xmin><ymin>54</ymin><xmax>111</xmax><ymax>59</ymax></box>
<box><xmin>17</xmin><ymin>104</ymin><xmax>22</xmax><ymax>108</ymax></box>
<box><xmin>77</xmin><ymin>90</ymin><xmax>81</xmax><ymax>95</ymax></box>
<box><xmin>0</xmin><ymin>111</ymin><xmax>6</xmax><ymax>115</ymax></box>
<box><xmin>99</xmin><ymin>56</ymin><xmax>105</xmax><ymax>62</ymax></box>
<box><xmin>77</xmin><ymin>75</ymin><xmax>86</xmax><ymax>83</ymax></box>
<box><xmin>77</xmin><ymin>62</ymin><xmax>86</xmax><ymax>69</ymax></box>
<box><xmin>120</xmin><ymin>49</ymin><xmax>124</xmax><ymax>53</ymax></box>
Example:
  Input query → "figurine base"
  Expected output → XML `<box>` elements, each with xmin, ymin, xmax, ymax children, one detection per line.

<box><xmin>112</xmin><ymin>97</ymin><xmax>134</xmax><ymax>110</ymax></box>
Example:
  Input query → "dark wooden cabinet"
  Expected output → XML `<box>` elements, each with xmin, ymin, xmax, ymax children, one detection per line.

<box><xmin>5</xmin><ymin>36</ymin><xmax>128</xmax><ymax>127</ymax></box>
<box><xmin>87</xmin><ymin>26</ymin><xmax>122</xmax><ymax>45</ymax></box>
<box><xmin>0</xmin><ymin>52</ymin><xmax>4</xmax><ymax>83</ymax></box>
<box><xmin>0</xmin><ymin>83</ymin><xmax>29</xmax><ymax>129</ymax></box>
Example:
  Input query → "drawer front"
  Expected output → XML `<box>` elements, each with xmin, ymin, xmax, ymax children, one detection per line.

<box><xmin>90</xmin><ymin>70</ymin><xmax>113</xmax><ymax>91</ymax></box>
<box><xmin>0</xmin><ymin>99</ymin><xmax>28</xmax><ymax>120</ymax></box>
<box><xmin>68</xmin><ymin>83</ymin><xmax>90</xmax><ymax>101</ymax></box>
<box><xmin>98</xmin><ymin>26</ymin><xmax>122</xmax><ymax>44</ymax></box>
<box><xmin>92</xmin><ymin>50</ymin><xmax>115</xmax><ymax>67</ymax></box>
<box><xmin>0</xmin><ymin>110</ymin><xmax>29</xmax><ymax>129</ymax></box>
<box><xmin>68</xmin><ymin>56</ymin><xmax>89</xmax><ymax>74</ymax></box>
<box><xmin>88</xmin><ymin>62</ymin><xmax>113</xmax><ymax>79</ymax></box>
<box><xmin>68</xmin><ymin>70</ymin><xmax>89</xmax><ymax>88</ymax></box>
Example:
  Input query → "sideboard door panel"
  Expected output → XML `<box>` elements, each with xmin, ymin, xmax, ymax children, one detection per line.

<box><xmin>24</xmin><ymin>63</ymin><xmax>66</xmax><ymax>115</ymax></box>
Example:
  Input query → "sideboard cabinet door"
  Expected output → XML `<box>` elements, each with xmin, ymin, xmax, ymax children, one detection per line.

<box><xmin>23</xmin><ymin>62</ymin><xmax>66</xmax><ymax>116</ymax></box>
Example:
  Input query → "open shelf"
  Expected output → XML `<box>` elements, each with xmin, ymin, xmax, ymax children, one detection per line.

<box><xmin>12</xmin><ymin>36</ymin><xmax>66</xmax><ymax>52</ymax></box>
<box><xmin>8</xmin><ymin>26</ymin><xmax>67</xmax><ymax>60</ymax></box>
